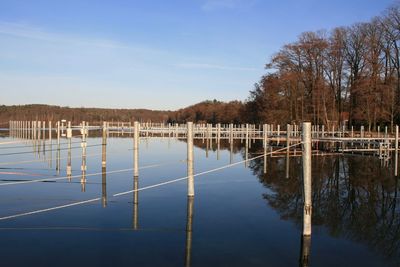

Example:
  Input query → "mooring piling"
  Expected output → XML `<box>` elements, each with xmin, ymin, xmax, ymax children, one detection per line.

<box><xmin>302</xmin><ymin>122</ymin><xmax>312</xmax><ymax>236</ymax></box>
<box><xmin>134</xmin><ymin>121</ymin><xmax>140</xmax><ymax>177</ymax></box>
<box><xmin>395</xmin><ymin>125</ymin><xmax>398</xmax><ymax>177</ymax></box>
<box><xmin>102</xmin><ymin>121</ymin><xmax>107</xmax><ymax>168</ymax></box>
<box><xmin>187</xmin><ymin>122</ymin><xmax>194</xmax><ymax>197</ymax></box>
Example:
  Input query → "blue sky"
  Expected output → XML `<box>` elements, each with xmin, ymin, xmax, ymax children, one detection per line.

<box><xmin>0</xmin><ymin>0</ymin><xmax>395</xmax><ymax>110</ymax></box>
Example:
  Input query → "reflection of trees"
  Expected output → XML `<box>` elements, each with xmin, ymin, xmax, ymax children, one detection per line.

<box><xmin>187</xmin><ymin>138</ymin><xmax>400</xmax><ymax>263</ymax></box>
<box><xmin>248</xmin><ymin>146</ymin><xmax>400</xmax><ymax>265</ymax></box>
<box><xmin>192</xmin><ymin>139</ymin><xmax>242</xmax><ymax>154</ymax></box>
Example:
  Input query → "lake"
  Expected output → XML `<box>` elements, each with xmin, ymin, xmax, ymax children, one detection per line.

<box><xmin>0</xmin><ymin>132</ymin><xmax>398</xmax><ymax>267</ymax></box>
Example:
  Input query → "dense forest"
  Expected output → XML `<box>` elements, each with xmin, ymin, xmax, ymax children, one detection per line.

<box><xmin>0</xmin><ymin>102</ymin><xmax>245</xmax><ymax>126</ymax></box>
<box><xmin>0</xmin><ymin>104</ymin><xmax>173</xmax><ymax>126</ymax></box>
<box><xmin>246</xmin><ymin>3</ymin><xmax>400</xmax><ymax>129</ymax></box>
<box><xmin>169</xmin><ymin>100</ymin><xmax>244</xmax><ymax>124</ymax></box>
<box><xmin>3</xmin><ymin>4</ymin><xmax>400</xmax><ymax>128</ymax></box>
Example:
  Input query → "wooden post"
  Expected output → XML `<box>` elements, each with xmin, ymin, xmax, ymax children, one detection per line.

<box><xmin>217</xmin><ymin>123</ymin><xmax>221</xmax><ymax>160</ymax></box>
<box><xmin>302</xmin><ymin>122</ymin><xmax>312</xmax><ymax>236</ymax></box>
<box><xmin>229</xmin><ymin>123</ymin><xmax>233</xmax><ymax>144</ymax></box>
<box><xmin>263</xmin><ymin>124</ymin><xmax>267</xmax><ymax>174</ymax></box>
<box><xmin>102</xmin><ymin>121</ymin><xmax>107</xmax><ymax>168</ymax></box>
<box><xmin>48</xmin><ymin>121</ymin><xmax>52</xmax><ymax>143</ymax></box>
<box><xmin>66</xmin><ymin>122</ymin><xmax>71</xmax><ymax>179</ymax></box>
<box><xmin>245</xmin><ymin>124</ymin><xmax>249</xmax><ymax>167</ymax></box>
<box><xmin>42</xmin><ymin>121</ymin><xmax>46</xmax><ymax>142</ymax></box>
<box><xmin>38</xmin><ymin>121</ymin><xmax>41</xmax><ymax>143</ymax></box>
<box><xmin>286</xmin><ymin>124</ymin><xmax>290</xmax><ymax>179</ymax></box>
<box><xmin>81</xmin><ymin>121</ymin><xmax>87</xmax><ymax>191</ymax></box>
<box><xmin>57</xmin><ymin>121</ymin><xmax>60</xmax><ymax>146</ymax></box>
<box><xmin>32</xmin><ymin>121</ymin><xmax>35</xmax><ymax>140</ymax></box>
<box><xmin>395</xmin><ymin>125</ymin><xmax>398</xmax><ymax>177</ymax></box>
<box><xmin>48</xmin><ymin>121</ymin><xmax>52</xmax><ymax>168</ymax></box>
<box><xmin>28</xmin><ymin>121</ymin><xmax>31</xmax><ymax>140</ymax></box>
<box><xmin>187</xmin><ymin>122</ymin><xmax>194</xmax><ymax>197</ymax></box>
<box><xmin>134</xmin><ymin>121</ymin><xmax>140</xmax><ymax>177</ymax></box>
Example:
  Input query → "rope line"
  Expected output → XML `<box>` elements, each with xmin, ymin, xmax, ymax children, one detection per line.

<box><xmin>0</xmin><ymin>161</ymin><xmax>183</xmax><ymax>187</ymax></box>
<box><xmin>0</xmin><ymin>142</ymin><xmax>302</xmax><ymax>221</ymax></box>
<box><xmin>0</xmin><ymin>198</ymin><xmax>101</xmax><ymax>221</ymax></box>
<box><xmin>114</xmin><ymin>142</ymin><xmax>301</xmax><ymax>196</ymax></box>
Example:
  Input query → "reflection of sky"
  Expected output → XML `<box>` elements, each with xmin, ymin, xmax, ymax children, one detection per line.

<box><xmin>0</xmin><ymin>136</ymin><xmax>395</xmax><ymax>266</ymax></box>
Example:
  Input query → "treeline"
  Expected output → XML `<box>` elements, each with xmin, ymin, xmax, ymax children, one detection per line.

<box><xmin>169</xmin><ymin>100</ymin><xmax>244</xmax><ymax>124</ymax></box>
<box><xmin>0</xmin><ymin>104</ymin><xmax>172</xmax><ymax>125</ymax></box>
<box><xmin>0</xmin><ymin>102</ymin><xmax>246</xmax><ymax>125</ymax></box>
<box><xmin>245</xmin><ymin>4</ymin><xmax>400</xmax><ymax>129</ymax></box>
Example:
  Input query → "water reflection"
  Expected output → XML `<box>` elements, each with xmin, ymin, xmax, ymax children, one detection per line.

<box><xmin>249</xmin><ymin>151</ymin><xmax>400</xmax><ymax>265</ymax></box>
<box><xmin>102</xmin><ymin>166</ymin><xmax>107</xmax><ymax>207</ymax></box>
<box><xmin>190</xmin><ymin>138</ymin><xmax>400</xmax><ymax>265</ymax></box>
<box><xmin>132</xmin><ymin>175</ymin><xmax>138</xmax><ymax>230</ymax></box>
<box><xmin>299</xmin><ymin>235</ymin><xmax>311</xmax><ymax>267</ymax></box>
<box><xmin>185</xmin><ymin>196</ymin><xmax>194</xmax><ymax>267</ymax></box>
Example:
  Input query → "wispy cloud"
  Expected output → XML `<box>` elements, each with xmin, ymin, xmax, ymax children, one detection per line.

<box><xmin>201</xmin><ymin>0</ymin><xmax>257</xmax><ymax>11</ymax></box>
<box><xmin>0</xmin><ymin>21</ymin><xmax>163</xmax><ymax>54</ymax></box>
<box><xmin>0</xmin><ymin>22</ymin><xmax>124</xmax><ymax>48</ymax></box>
<box><xmin>175</xmin><ymin>62</ymin><xmax>258</xmax><ymax>71</ymax></box>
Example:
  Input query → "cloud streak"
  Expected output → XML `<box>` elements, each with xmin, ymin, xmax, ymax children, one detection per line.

<box><xmin>0</xmin><ymin>21</ymin><xmax>164</xmax><ymax>54</ymax></box>
<box><xmin>175</xmin><ymin>62</ymin><xmax>259</xmax><ymax>71</ymax></box>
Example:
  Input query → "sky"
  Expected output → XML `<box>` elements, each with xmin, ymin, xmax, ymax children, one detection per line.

<box><xmin>0</xmin><ymin>0</ymin><xmax>396</xmax><ymax>110</ymax></box>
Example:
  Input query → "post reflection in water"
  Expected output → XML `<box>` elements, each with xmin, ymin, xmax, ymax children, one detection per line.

<box><xmin>249</xmin><ymin>152</ymin><xmax>400</xmax><ymax>266</ymax></box>
<box><xmin>230</xmin><ymin>141</ymin><xmax>233</xmax><ymax>164</ymax></box>
<box><xmin>299</xmin><ymin>235</ymin><xmax>311</xmax><ymax>267</ymax></box>
<box><xmin>132</xmin><ymin>175</ymin><xmax>139</xmax><ymax>230</ymax></box>
<box><xmin>56</xmin><ymin>143</ymin><xmax>61</xmax><ymax>176</ymax></box>
<box><xmin>102</xmin><ymin>166</ymin><xmax>107</xmax><ymax>207</ymax></box>
<box><xmin>185</xmin><ymin>196</ymin><xmax>194</xmax><ymax>267</ymax></box>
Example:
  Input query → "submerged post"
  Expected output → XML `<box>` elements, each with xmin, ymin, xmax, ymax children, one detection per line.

<box><xmin>302</xmin><ymin>122</ymin><xmax>312</xmax><ymax>236</ymax></box>
<box><xmin>134</xmin><ymin>121</ymin><xmax>140</xmax><ymax>177</ymax></box>
<box><xmin>187</xmin><ymin>122</ymin><xmax>194</xmax><ymax>197</ymax></box>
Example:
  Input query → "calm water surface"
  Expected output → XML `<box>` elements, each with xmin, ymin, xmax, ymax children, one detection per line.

<box><xmin>0</xmin><ymin>133</ymin><xmax>398</xmax><ymax>267</ymax></box>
